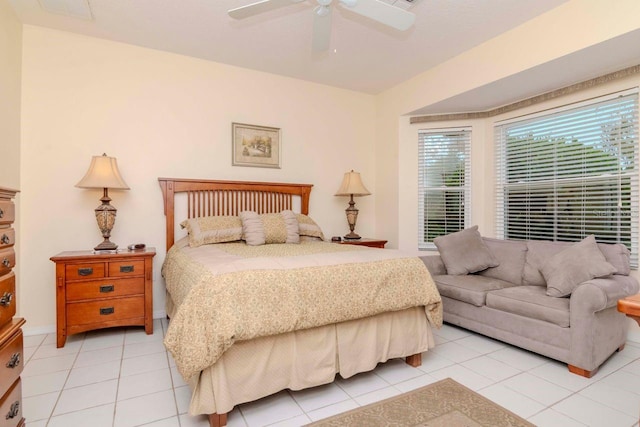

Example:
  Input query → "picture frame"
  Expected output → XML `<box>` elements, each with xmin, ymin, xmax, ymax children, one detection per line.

<box><xmin>232</xmin><ymin>122</ymin><xmax>281</xmax><ymax>168</ymax></box>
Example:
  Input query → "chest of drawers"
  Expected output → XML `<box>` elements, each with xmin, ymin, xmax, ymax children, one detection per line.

<box><xmin>0</xmin><ymin>187</ymin><xmax>24</xmax><ymax>427</ymax></box>
<box><xmin>50</xmin><ymin>248</ymin><xmax>155</xmax><ymax>348</ymax></box>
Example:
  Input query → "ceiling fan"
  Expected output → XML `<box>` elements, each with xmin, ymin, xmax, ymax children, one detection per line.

<box><xmin>228</xmin><ymin>0</ymin><xmax>416</xmax><ymax>51</ymax></box>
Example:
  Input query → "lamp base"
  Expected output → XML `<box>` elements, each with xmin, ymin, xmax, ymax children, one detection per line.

<box><xmin>94</xmin><ymin>239</ymin><xmax>118</xmax><ymax>251</ymax></box>
<box><xmin>343</xmin><ymin>232</ymin><xmax>361</xmax><ymax>240</ymax></box>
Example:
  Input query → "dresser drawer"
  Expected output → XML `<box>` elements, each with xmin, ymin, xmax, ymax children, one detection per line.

<box><xmin>65</xmin><ymin>263</ymin><xmax>106</xmax><ymax>281</ymax></box>
<box><xmin>66</xmin><ymin>277</ymin><xmax>144</xmax><ymax>301</ymax></box>
<box><xmin>0</xmin><ymin>330</ymin><xmax>22</xmax><ymax>396</ymax></box>
<box><xmin>67</xmin><ymin>296</ymin><xmax>144</xmax><ymax>326</ymax></box>
<box><xmin>0</xmin><ymin>274</ymin><xmax>15</xmax><ymax>327</ymax></box>
<box><xmin>108</xmin><ymin>260</ymin><xmax>145</xmax><ymax>277</ymax></box>
<box><xmin>0</xmin><ymin>249</ymin><xmax>14</xmax><ymax>277</ymax></box>
<box><xmin>0</xmin><ymin>201</ymin><xmax>14</xmax><ymax>227</ymax></box>
<box><xmin>0</xmin><ymin>229</ymin><xmax>14</xmax><ymax>250</ymax></box>
<box><xmin>0</xmin><ymin>378</ymin><xmax>22</xmax><ymax>427</ymax></box>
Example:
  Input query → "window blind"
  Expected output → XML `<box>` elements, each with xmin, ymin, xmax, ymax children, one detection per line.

<box><xmin>495</xmin><ymin>92</ymin><xmax>639</xmax><ymax>266</ymax></box>
<box><xmin>418</xmin><ymin>128</ymin><xmax>471</xmax><ymax>249</ymax></box>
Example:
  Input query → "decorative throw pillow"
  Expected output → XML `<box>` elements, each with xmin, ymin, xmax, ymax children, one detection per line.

<box><xmin>433</xmin><ymin>226</ymin><xmax>499</xmax><ymax>275</ymax></box>
<box><xmin>180</xmin><ymin>216</ymin><xmax>243</xmax><ymax>247</ymax></box>
<box><xmin>296</xmin><ymin>214</ymin><xmax>325</xmax><ymax>241</ymax></box>
<box><xmin>240</xmin><ymin>210</ymin><xmax>300</xmax><ymax>246</ymax></box>
<box><xmin>542</xmin><ymin>235</ymin><xmax>617</xmax><ymax>297</ymax></box>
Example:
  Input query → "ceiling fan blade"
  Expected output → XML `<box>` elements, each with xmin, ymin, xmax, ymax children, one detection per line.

<box><xmin>229</xmin><ymin>0</ymin><xmax>300</xmax><ymax>20</ymax></box>
<box><xmin>343</xmin><ymin>0</ymin><xmax>415</xmax><ymax>31</ymax></box>
<box><xmin>312</xmin><ymin>6</ymin><xmax>332</xmax><ymax>51</ymax></box>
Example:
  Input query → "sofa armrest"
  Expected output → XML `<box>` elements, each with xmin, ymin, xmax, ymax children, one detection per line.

<box><xmin>419</xmin><ymin>255</ymin><xmax>447</xmax><ymax>276</ymax></box>
<box><xmin>570</xmin><ymin>275</ymin><xmax>640</xmax><ymax>313</ymax></box>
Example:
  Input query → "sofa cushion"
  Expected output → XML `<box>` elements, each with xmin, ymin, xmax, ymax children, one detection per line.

<box><xmin>523</xmin><ymin>239</ymin><xmax>629</xmax><ymax>287</ymax></box>
<box><xmin>434</xmin><ymin>274</ymin><xmax>516</xmax><ymax>307</ymax></box>
<box><xmin>433</xmin><ymin>226</ymin><xmax>499</xmax><ymax>275</ymax></box>
<box><xmin>478</xmin><ymin>238</ymin><xmax>527</xmax><ymax>285</ymax></box>
<box><xmin>542</xmin><ymin>236</ymin><xmax>617</xmax><ymax>298</ymax></box>
<box><xmin>486</xmin><ymin>286</ymin><xmax>570</xmax><ymax>328</ymax></box>
<box><xmin>597</xmin><ymin>243</ymin><xmax>631</xmax><ymax>276</ymax></box>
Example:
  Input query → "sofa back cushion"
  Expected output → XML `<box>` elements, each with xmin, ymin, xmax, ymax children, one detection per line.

<box><xmin>433</xmin><ymin>226</ymin><xmax>499</xmax><ymax>275</ymax></box>
<box><xmin>478</xmin><ymin>238</ymin><xmax>527</xmax><ymax>286</ymax></box>
<box><xmin>523</xmin><ymin>240</ymin><xmax>630</xmax><ymax>286</ymax></box>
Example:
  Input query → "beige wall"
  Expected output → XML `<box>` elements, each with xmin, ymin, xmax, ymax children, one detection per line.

<box><xmin>0</xmin><ymin>0</ymin><xmax>22</xmax><ymax>318</ymax></box>
<box><xmin>19</xmin><ymin>26</ymin><xmax>376</xmax><ymax>332</ymax></box>
<box><xmin>376</xmin><ymin>0</ymin><xmax>640</xmax><ymax>254</ymax></box>
<box><xmin>0</xmin><ymin>1</ymin><xmax>21</xmax><ymax>187</ymax></box>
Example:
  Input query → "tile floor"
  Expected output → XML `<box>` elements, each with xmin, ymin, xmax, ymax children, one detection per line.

<box><xmin>22</xmin><ymin>318</ymin><xmax>640</xmax><ymax>427</ymax></box>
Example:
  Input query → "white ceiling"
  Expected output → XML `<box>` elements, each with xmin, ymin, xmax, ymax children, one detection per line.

<box><xmin>8</xmin><ymin>0</ymin><xmax>640</xmax><ymax>115</ymax></box>
<box><xmin>9</xmin><ymin>0</ymin><xmax>569</xmax><ymax>96</ymax></box>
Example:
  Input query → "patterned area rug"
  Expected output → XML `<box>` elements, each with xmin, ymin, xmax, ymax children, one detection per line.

<box><xmin>306</xmin><ymin>378</ymin><xmax>534</xmax><ymax>427</ymax></box>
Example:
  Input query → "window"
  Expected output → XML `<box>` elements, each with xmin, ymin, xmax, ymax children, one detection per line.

<box><xmin>418</xmin><ymin>128</ymin><xmax>471</xmax><ymax>249</ymax></box>
<box><xmin>496</xmin><ymin>91</ymin><xmax>639</xmax><ymax>266</ymax></box>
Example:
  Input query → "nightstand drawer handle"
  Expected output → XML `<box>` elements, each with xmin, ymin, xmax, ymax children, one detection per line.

<box><xmin>100</xmin><ymin>307</ymin><xmax>114</xmax><ymax>315</ymax></box>
<box><xmin>5</xmin><ymin>401</ymin><xmax>19</xmax><ymax>420</ymax></box>
<box><xmin>120</xmin><ymin>265</ymin><xmax>134</xmax><ymax>273</ymax></box>
<box><xmin>0</xmin><ymin>208</ymin><xmax>3</xmax><ymax>218</ymax></box>
<box><xmin>100</xmin><ymin>285</ymin><xmax>114</xmax><ymax>293</ymax></box>
<box><xmin>6</xmin><ymin>352</ymin><xmax>20</xmax><ymax>369</ymax></box>
<box><xmin>0</xmin><ymin>235</ymin><xmax>9</xmax><ymax>245</ymax></box>
<box><xmin>0</xmin><ymin>292</ymin><xmax>12</xmax><ymax>306</ymax></box>
<box><xmin>2</xmin><ymin>258</ymin><xmax>9</xmax><ymax>268</ymax></box>
<box><xmin>78</xmin><ymin>267</ymin><xmax>94</xmax><ymax>276</ymax></box>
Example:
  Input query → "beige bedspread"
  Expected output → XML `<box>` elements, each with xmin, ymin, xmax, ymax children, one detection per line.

<box><xmin>162</xmin><ymin>239</ymin><xmax>442</xmax><ymax>381</ymax></box>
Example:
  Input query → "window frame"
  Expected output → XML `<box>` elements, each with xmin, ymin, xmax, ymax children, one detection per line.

<box><xmin>495</xmin><ymin>90</ymin><xmax>639</xmax><ymax>267</ymax></box>
<box><xmin>418</xmin><ymin>127</ymin><xmax>472</xmax><ymax>250</ymax></box>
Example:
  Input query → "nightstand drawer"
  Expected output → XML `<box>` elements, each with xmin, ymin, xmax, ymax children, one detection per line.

<box><xmin>0</xmin><ymin>273</ymin><xmax>15</xmax><ymax>327</ymax></box>
<box><xmin>65</xmin><ymin>263</ymin><xmax>106</xmax><ymax>281</ymax></box>
<box><xmin>109</xmin><ymin>260</ymin><xmax>144</xmax><ymax>277</ymax></box>
<box><xmin>0</xmin><ymin>249</ymin><xmax>14</xmax><ymax>277</ymax></box>
<box><xmin>66</xmin><ymin>277</ymin><xmax>144</xmax><ymax>301</ymax></box>
<box><xmin>0</xmin><ymin>201</ymin><xmax>15</xmax><ymax>227</ymax></box>
<box><xmin>0</xmin><ymin>378</ymin><xmax>22</xmax><ymax>427</ymax></box>
<box><xmin>67</xmin><ymin>296</ymin><xmax>144</xmax><ymax>326</ymax></box>
<box><xmin>0</xmin><ymin>229</ymin><xmax>14</xmax><ymax>249</ymax></box>
<box><xmin>0</xmin><ymin>330</ymin><xmax>22</xmax><ymax>395</ymax></box>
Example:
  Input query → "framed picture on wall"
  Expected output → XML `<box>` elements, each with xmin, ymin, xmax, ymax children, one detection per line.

<box><xmin>232</xmin><ymin>122</ymin><xmax>281</xmax><ymax>168</ymax></box>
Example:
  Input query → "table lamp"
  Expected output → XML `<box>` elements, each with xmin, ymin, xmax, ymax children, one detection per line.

<box><xmin>335</xmin><ymin>170</ymin><xmax>371</xmax><ymax>240</ymax></box>
<box><xmin>76</xmin><ymin>153</ymin><xmax>129</xmax><ymax>251</ymax></box>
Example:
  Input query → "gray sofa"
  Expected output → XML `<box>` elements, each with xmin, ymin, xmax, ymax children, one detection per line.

<box><xmin>420</xmin><ymin>227</ymin><xmax>639</xmax><ymax>377</ymax></box>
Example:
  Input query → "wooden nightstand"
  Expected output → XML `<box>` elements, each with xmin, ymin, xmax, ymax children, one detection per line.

<box><xmin>338</xmin><ymin>238</ymin><xmax>387</xmax><ymax>249</ymax></box>
<box><xmin>50</xmin><ymin>248</ymin><xmax>155</xmax><ymax>348</ymax></box>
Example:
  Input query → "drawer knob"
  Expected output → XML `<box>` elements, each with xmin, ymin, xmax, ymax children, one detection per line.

<box><xmin>0</xmin><ymin>292</ymin><xmax>12</xmax><ymax>306</ymax></box>
<box><xmin>100</xmin><ymin>285</ymin><xmax>115</xmax><ymax>293</ymax></box>
<box><xmin>0</xmin><ymin>208</ymin><xmax>3</xmax><ymax>218</ymax></box>
<box><xmin>5</xmin><ymin>401</ymin><xmax>19</xmax><ymax>420</ymax></box>
<box><xmin>0</xmin><ymin>235</ymin><xmax>9</xmax><ymax>245</ymax></box>
<box><xmin>2</xmin><ymin>258</ymin><xmax>9</xmax><ymax>268</ymax></box>
<box><xmin>100</xmin><ymin>307</ymin><xmax>114</xmax><ymax>315</ymax></box>
<box><xmin>78</xmin><ymin>267</ymin><xmax>94</xmax><ymax>276</ymax></box>
<box><xmin>5</xmin><ymin>352</ymin><xmax>20</xmax><ymax>369</ymax></box>
<box><xmin>120</xmin><ymin>265</ymin><xmax>134</xmax><ymax>273</ymax></box>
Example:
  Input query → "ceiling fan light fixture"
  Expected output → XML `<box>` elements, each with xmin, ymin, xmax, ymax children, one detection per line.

<box><xmin>314</xmin><ymin>5</ymin><xmax>330</xmax><ymax>16</ymax></box>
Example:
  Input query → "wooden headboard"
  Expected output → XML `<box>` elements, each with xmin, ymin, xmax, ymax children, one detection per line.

<box><xmin>158</xmin><ymin>178</ymin><xmax>313</xmax><ymax>250</ymax></box>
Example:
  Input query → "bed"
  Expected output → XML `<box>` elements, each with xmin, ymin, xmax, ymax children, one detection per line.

<box><xmin>158</xmin><ymin>178</ymin><xmax>442</xmax><ymax>427</ymax></box>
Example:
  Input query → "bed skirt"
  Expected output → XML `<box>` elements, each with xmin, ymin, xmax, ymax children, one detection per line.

<box><xmin>178</xmin><ymin>306</ymin><xmax>435</xmax><ymax>415</ymax></box>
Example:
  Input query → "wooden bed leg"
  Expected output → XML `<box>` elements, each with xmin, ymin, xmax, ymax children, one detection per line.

<box><xmin>405</xmin><ymin>353</ymin><xmax>422</xmax><ymax>367</ymax></box>
<box><xmin>208</xmin><ymin>413</ymin><xmax>227</xmax><ymax>427</ymax></box>
<box><xmin>567</xmin><ymin>364</ymin><xmax>596</xmax><ymax>378</ymax></box>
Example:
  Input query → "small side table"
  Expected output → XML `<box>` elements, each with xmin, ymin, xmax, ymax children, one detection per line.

<box><xmin>51</xmin><ymin>248</ymin><xmax>155</xmax><ymax>347</ymax></box>
<box><xmin>618</xmin><ymin>293</ymin><xmax>640</xmax><ymax>326</ymax></box>
<box><xmin>338</xmin><ymin>238</ymin><xmax>387</xmax><ymax>249</ymax></box>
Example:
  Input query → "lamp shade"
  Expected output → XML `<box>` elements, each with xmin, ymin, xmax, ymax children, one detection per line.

<box><xmin>334</xmin><ymin>170</ymin><xmax>371</xmax><ymax>197</ymax></box>
<box><xmin>75</xmin><ymin>154</ymin><xmax>130</xmax><ymax>190</ymax></box>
